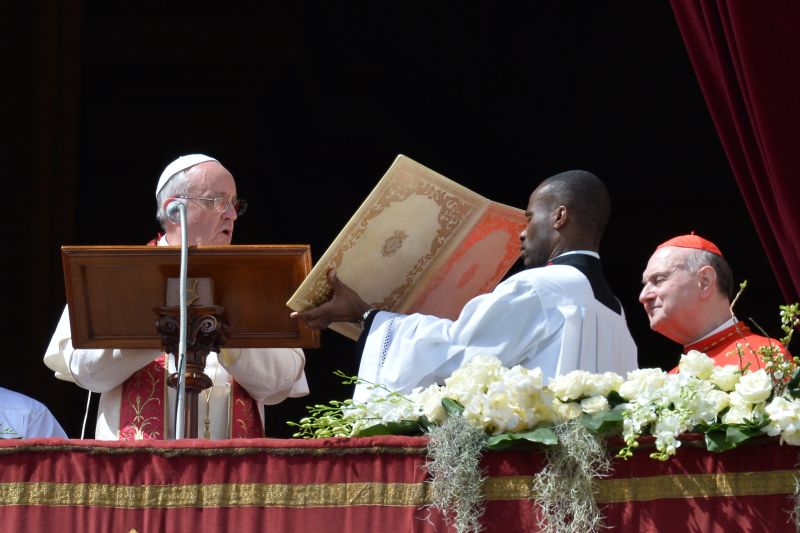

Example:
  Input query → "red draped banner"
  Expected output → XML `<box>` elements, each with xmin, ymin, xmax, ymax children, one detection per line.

<box><xmin>0</xmin><ymin>435</ymin><xmax>797</xmax><ymax>532</ymax></box>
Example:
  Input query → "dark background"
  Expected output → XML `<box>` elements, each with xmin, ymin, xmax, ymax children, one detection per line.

<box><xmin>4</xmin><ymin>1</ymin><xmax>786</xmax><ymax>438</ymax></box>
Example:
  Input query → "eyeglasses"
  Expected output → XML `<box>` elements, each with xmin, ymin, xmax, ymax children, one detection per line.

<box><xmin>176</xmin><ymin>195</ymin><xmax>248</xmax><ymax>216</ymax></box>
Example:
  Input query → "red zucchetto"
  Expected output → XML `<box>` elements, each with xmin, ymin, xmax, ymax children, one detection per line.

<box><xmin>656</xmin><ymin>232</ymin><xmax>723</xmax><ymax>256</ymax></box>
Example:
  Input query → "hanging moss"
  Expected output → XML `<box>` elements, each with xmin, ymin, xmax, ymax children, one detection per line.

<box><xmin>531</xmin><ymin>419</ymin><xmax>610</xmax><ymax>533</ymax></box>
<box><xmin>425</xmin><ymin>415</ymin><xmax>488</xmax><ymax>533</ymax></box>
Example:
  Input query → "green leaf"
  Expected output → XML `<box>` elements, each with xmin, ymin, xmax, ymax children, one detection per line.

<box><xmin>725</xmin><ymin>425</ymin><xmax>762</xmax><ymax>445</ymax></box>
<box><xmin>704</xmin><ymin>429</ymin><xmax>734</xmax><ymax>452</ymax></box>
<box><xmin>441</xmin><ymin>398</ymin><xmax>465</xmax><ymax>417</ymax></box>
<box><xmin>484</xmin><ymin>426</ymin><xmax>558</xmax><ymax>450</ymax></box>
<box><xmin>580</xmin><ymin>410</ymin><xmax>623</xmax><ymax>434</ymax></box>
<box><xmin>704</xmin><ymin>423</ymin><xmax>764</xmax><ymax>453</ymax></box>
<box><xmin>606</xmin><ymin>390</ymin><xmax>627</xmax><ymax>408</ymax></box>
<box><xmin>355</xmin><ymin>419</ymin><xmax>427</xmax><ymax>437</ymax></box>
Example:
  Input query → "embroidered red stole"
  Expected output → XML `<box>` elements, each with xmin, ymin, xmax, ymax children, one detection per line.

<box><xmin>119</xmin><ymin>355</ymin><xmax>168</xmax><ymax>440</ymax></box>
<box><xmin>118</xmin><ymin>354</ymin><xmax>264</xmax><ymax>439</ymax></box>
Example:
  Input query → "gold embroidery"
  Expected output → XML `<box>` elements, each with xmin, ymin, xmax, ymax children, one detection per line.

<box><xmin>595</xmin><ymin>470</ymin><xmax>799</xmax><ymax>503</ymax></box>
<box><xmin>123</xmin><ymin>361</ymin><xmax>163</xmax><ymax>440</ymax></box>
<box><xmin>1</xmin><ymin>470</ymin><xmax>796</xmax><ymax>509</ymax></box>
<box><xmin>480</xmin><ymin>470</ymin><xmax>800</xmax><ymax>503</ymax></box>
<box><xmin>0</xmin><ymin>481</ymin><xmax>430</xmax><ymax>508</ymax></box>
<box><xmin>234</xmin><ymin>397</ymin><xmax>253</xmax><ymax>436</ymax></box>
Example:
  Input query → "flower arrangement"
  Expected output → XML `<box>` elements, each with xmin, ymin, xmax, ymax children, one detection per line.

<box><xmin>288</xmin><ymin>303</ymin><xmax>800</xmax><ymax>532</ymax></box>
<box><xmin>290</xmin><ymin>304</ymin><xmax>800</xmax><ymax>460</ymax></box>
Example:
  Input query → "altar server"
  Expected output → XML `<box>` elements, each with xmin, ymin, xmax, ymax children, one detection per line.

<box><xmin>293</xmin><ymin>170</ymin><xmax>638</xmax><ymax>401</ymax></box>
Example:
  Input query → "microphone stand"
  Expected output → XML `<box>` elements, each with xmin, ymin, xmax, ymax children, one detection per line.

<box><xmin>173</xmin><ymin>201</ymin><xmax>189</xmax><ymax>439</ymax></box>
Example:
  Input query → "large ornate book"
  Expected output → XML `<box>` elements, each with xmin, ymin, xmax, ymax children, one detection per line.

<box><xmin>287</xmin><ymin>154</ymin><xmax>527</xmax><ymax>340</ymax></box>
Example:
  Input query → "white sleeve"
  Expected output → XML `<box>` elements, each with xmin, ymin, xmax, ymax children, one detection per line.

<box><xmin>25</xmin><ymin>403</ymin><xmax>68</xmax><ymax>439</ymax></box>
<box><xmin>354</xmin><ymin>273</ymin><xmax>554</xmax><ymax>401</ymax></box>
<box><xmin>220</xmin><ymin>347</ymin><xmax>307</xmax><ymax>405</ymax></box>
<box><xmin>43</xmin><ymin>306</ymin><xmax>162</xmax><ymax>393</ymax></box>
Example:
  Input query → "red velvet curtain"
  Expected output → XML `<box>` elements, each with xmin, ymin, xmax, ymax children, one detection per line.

<box><xmin>669</xmin><ymin>0</ymin><xmax>800</xmax><ymax>303</ymax></box>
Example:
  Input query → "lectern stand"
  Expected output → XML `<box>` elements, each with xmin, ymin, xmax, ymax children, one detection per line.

<box><xmin>61</xmin><ymin>245</ymin><xmax>319</xmax><ymax>439</ymax></box>
<box><xmin>155</xmin><ymin>303</ymin><xmax>225</xmax><ymax>438</ymax></box>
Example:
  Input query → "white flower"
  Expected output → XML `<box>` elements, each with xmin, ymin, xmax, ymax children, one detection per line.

<box><xmin>408</xmin><ymin>384</ymin><xmax>446</xmax><ymax>424</ymax></box>
<box><xmin>504</xmin><ymin>365</ymin><xmax>545</xmax><ymax>395</ymax></box>
<box><xmin>438</xmin><ymin>355</ymin><xmax>556</xmax><ymax>434</ymax></box>
<box><xmin>548</xmin><ymin>370</ymin><xmax>623</xmax><ymax>402</ymax></box>
<box><xmin>735</xmin><ymin>369</ymin><xmax>772</xmax><ymax>404</ymax></box>
<box><xmin>552</xmin><ymin>399</ymin><xmax>583</xmax><ymax>421</ymax></box>
<box><xmin>580</xmin><ymin>395</ymin><xmax>610</xmax><ymax>415</ymax></box>
<box><xmin>589</xmin><ymin>372</ymin><xmax>624</xmax><ymax>397</ymax></box>
<box><xmin>444</xmin><ymin>354</ymin><xmax>503</xmax><ymax>398</ymax></box>
<box><xmin>678</xmin><ymin>350</ymin><xmax>715</xmax><ymax>379</ymax></box>
<box><xmin>652</xmin><ymin>412</ymin><xmax>685</xmax><ymax>457</ymax></box>
<box><xmin>722</xmin><ymin>391</ymin><xmax>753</xmax><ymax>424</ymax></box>
<box><xmin>710</xmin><ymin>365</ymin><xmax>740</xmax><ymax>392</ymax></box>
<box><xmin>548</xmin><ymin>370</ymin><xmax>592</xmax><ymax>401</ymax></box>
<box><xmin>618</xmin><ymin>368</ymin><xmax>668</xmax><ymax>401</ymax></box>
<box><xmin>703</xmin><ymin>389</ymin><xmax>731</xmax><ymax>416</ymax></box>
<box><xmin>763</xmin><ymin>396</ymin><xmax>800</xmax><ymax>445</ymax></box>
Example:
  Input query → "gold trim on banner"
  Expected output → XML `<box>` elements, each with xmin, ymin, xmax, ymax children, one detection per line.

<box><xmin>0</xmin><ymin>481</ymin><xmax>432</xmax><ymax>509</ymax></box>
<box><xmin>479</xmin><ymin>470</ymin><xmax>800</xmax><ymax>503</ymax></box>
<box><xmin>595</xmin><ymin>470</ymin><xmax>800</xmax><ymax>503</ymax></box>
<box><xmin>1</xmin><ymin>470</ymin><xmax>796</xmax><ymax>509</ymax></box>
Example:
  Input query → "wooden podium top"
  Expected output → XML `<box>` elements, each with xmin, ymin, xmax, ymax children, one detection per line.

<box><xmin>62</xmin><ymin>245</ymin><xmax>319</xmax><ymax>349</ymax></box>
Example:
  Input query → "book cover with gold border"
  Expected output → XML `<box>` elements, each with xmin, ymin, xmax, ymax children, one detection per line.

<box><xmin>287</xmin><ymin>154</ymin><xmax>526</xmax><ymax>340</ymax></box>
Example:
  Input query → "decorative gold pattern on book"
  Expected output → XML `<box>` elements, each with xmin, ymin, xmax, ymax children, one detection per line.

<box><xmin>381</xmin><ymin>230</ymin><xmax>408</xmax><ymax>257</ymax></box>
<box><xmin>302</xmin><ymin>168</ymin><xmax>481</xmax><ymax>310</ymax></box>
<box><xmin>286</xmin><ymin>154</ymin><xmax>526</xmax><ymax>340</ymax></box>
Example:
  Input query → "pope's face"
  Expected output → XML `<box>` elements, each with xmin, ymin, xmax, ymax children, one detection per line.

<box><xmin>639</xmin><ymin>247</ymin><xmax>701</xmax><ymax>343</ymax></box>
<box><xmin>174</xmin><ymin>161</ymin><xmax>239</xmax><ymax>245</ymax></box>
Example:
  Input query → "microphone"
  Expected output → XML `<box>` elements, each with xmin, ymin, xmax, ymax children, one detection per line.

<box><xmin>166</xmin><ymin>198</ymin><xmax>186</xmax><ymax>223</ymax></box>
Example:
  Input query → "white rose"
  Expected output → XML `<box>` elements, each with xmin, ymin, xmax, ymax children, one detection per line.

<box><xmin>710</xmin><ymin>365</ymin><xmax>740</xmax><ymax>392</ymax></box>
<box><xmin>552</xmin><ymin>399</ymin><xmax>582</xmax><ymax>421</ymax></box>
<box><xmin>704</xmin><ymin>389</ymin><xmax>731</xmax><ymax>416</ymax></box>
<box><xmin>587</xmin><ymin>372</ymin><xmax>624</xmax><ymax>397</ymax></box>
<box><xmin>735</xmin><ymin>369</ymin><xmax>773</xmax><ymax>404</ymax></box>
<box><xmin>721</xmin><ymin>404</ymin><xmax>753</xmax><ymax>425</ymax></box>
<box><xmin>580</xmin><ymin>395</ymin><xmax>610</xmax><ymax>415</ymax></box>
<box><xmin>408</xmin><ymin>384</ymin><xmax>446</xmax><ymax>424</ymax></box>
<box><xmin>548</xmin><ymin>370</ymin><xmax>590</xmax><ymax>401</ymax></box>
<box><xmin>619</xmin><ymin>368</ymin><xmax>667</xmax><ymax>401</ymax></box>
<box><xmin>678</xmin><ymin>350</ymin><xmax>715</xmax><ymax>379</ymax></box>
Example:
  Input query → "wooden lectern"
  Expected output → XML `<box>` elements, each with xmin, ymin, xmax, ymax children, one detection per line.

<box><xmin>61</xmin><ymin>245</ymin><xmax>320</xmax><ymax>438</ymax></box>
